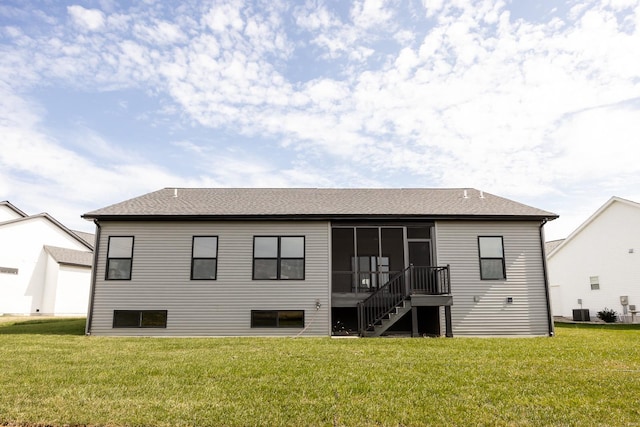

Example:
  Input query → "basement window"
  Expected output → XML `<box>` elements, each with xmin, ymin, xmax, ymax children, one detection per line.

<box><xmin>250</xmin><ymin>310</ymin><xmax>304</xmax><ymax>328</ymax></box>
<box><xmin>113</xmin><ymin>310</ymin><xmax>167</xmax><ymax>328</ymax></box>
<box><xmin>0</xmin><ymin>266</ymin><xmax>18</xmax><ymax>275</ymax></box>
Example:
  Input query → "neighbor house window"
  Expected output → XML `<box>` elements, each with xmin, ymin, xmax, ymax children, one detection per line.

<box><xmin>253</xmin><ymin>236</ymin><xmax>305</xmax><ymax>280</ymax></box>
<box><xmin>191</xmin><ymin>236</ymin><xmax>218</xmax><ymax>280</ymax></box>
<box><xmin>250</xmin><ymin>310</ymin><xmax>304</xmax><ymax>328</ymax></box>
<box><xmin>106</xmin><ymin>236</ymin><xmax>134</xmax><ymax>280</ymax></box>
<box><xmin>113</xmin><ymin>310</ymin><xmax>167</xmax><ymax>328</ymax></box>
<box><xmin>590</xmin><ymin>276</ymin><xmax>600</xmax><ymax>290</ymax></box>
<box><xmin>0</xmin><ymin>266</ymin><xmax>18</xmax><ymax>275</ymax></box>
<box><xmin>478</xmin><ymin>236</ymin><xmax>506</xmax><ymax>280</ymax></box>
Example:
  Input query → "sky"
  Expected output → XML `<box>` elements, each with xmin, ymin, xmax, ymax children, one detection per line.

<box><xmin>1</xmin><ymin>0</ymin><xmax>639</xmax><ymax>240</ymax></box>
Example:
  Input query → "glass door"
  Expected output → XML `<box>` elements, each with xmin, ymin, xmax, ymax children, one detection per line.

<box><xmin>408</xmin><ymin>241</ymin><xmax>431</xmax><ymax>267</ymax></box>
<box><xmin>407</xmin><ymin>228</ymin><xmax>433</xmax><ymax>293</ymax></box>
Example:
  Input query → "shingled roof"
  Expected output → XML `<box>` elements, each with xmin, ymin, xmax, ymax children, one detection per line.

<box><xmin>83</xmin><ymin>188</ymin><xmax>557</xmax><ymax>220</ymax></box>
<box><xmin>44</xmin><ymin>245</ymin><xmax>93</xmax><ymax>267</ymax></box>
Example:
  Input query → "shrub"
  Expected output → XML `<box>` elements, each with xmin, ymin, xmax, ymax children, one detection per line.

<box><xmin>597</xmin><ymin>307</ymin><xmax>617</xmax><ymax>323</ymax></box>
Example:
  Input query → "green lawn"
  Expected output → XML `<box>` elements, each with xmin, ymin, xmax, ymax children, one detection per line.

<box><xmin>1</xmin><ymin>319</ymin><xmax>639</xmax><ymax>426</ymax></box>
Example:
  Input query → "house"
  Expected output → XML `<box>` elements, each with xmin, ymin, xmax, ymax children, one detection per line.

<box><xmin>0</xmin><ymin>201</ymin><xmax>94</xmax><ymax>316</ymax></box>
<box><xmin>82</xmin><ymin>188</ymin><xmax>557</xmax><ymax>337</ymax></box>
<box><xmin>547</xmin><ymin>197</ymin><xmax>640</xmax><ymax>321</ymax></box>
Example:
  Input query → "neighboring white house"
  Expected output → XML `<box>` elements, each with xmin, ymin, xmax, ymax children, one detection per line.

<box><xmin>0</xmin><ymin>201</ymin><xmax>94</xmax><ymax>316</ymax></box>
<box><xmin>83</xmin><ymin>188</ymin><xmax>558</xmax><ymax>337</ymax></box>
<box><xmin>547</xmin><ymin>197</ymin><xmax>640</xmax><ymax>321</ymax></box>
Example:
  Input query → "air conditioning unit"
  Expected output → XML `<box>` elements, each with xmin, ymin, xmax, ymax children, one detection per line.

<box><xmin>572</xmin><ymin>309</ymin><xmax>590</xmax><ymax>321</ymax></box>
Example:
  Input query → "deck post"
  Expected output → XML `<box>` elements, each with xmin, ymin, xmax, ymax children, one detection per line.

<box><xmin>444</xmin><ymin>305</ymin><xmax>453</xmax><ymax>337</ymax></box>
<box><xmin>411</xmin><ymin>306</ymin><xmax>418</xmax><ymax>337</ymax></box>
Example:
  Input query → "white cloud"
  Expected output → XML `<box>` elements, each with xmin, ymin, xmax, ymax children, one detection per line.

<box><xmin>2</xmin><ymin>0</ymin><xmax>640</xmax><ymax>239</ymax></box>
<box><xmin>170</xmin><ymin>140</ymin><xmax>338</xmax><ymax>188</ymax></box>
<box><xmin>133</xmin><ymin>20</ymin><xmax>186</xmax><ymax>45</ymax></box>
<box><xmin>294</xmin><ymin>4</ymin><xmax>338</xmax><ymax>31</ymax></box>
<box><xmin>67</xmin><ymin>5</ymin><xmax>105</xmax><ymax>31</ymax></box>
<box><xmin>294</xmin><ymin>0</ymin><xmax>394</xmax><ymax>61</ymax></box>
<box><xmin>422</xmin><ymin>0</ymin><xmax>444</xmax><ymax>18</ymax></box>
<box><xmin>548</xmin><ymin>104</ymin><xmax>640</xmax><ymax>183</ymax></box>
<box><xmin>202</xmin><ymin>1</ymin><xmax>245</xmax><ymax>33</ymax></box>
<box><xmin>350</xmin><ymin>0</ymin><xmax>394</xmax><ymax>29</ymax></box>
<box><xmin>303</xmin><ymin>79</ymin><xmax>350</xmax><ymax>110</ymax></box>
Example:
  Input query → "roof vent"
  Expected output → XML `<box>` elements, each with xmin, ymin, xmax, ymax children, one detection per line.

<box><xmin>173</xmin><ymin>188</ymin><xmax>178</xmax><ymax>198</ymax></box>
<box><xmin>479</xmin><ymin>190</ymin><xmax>485</xmax><ymax>199</ymax></box>
<box><xmin>463</xmin><ymin>190</ymin><xmax>468</xmax><ymax>199</ymax></box>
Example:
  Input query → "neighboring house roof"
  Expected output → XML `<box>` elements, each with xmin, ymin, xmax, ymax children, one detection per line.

<box><xmin>545</xmin><ymin>239</ymin><xmax>565</xmax><ymax>254</ymax></box>
<box><xmin>547</xmin><ymin>196</ymin><xmax>640</xmax><ymax>259</ymax></box>
<box><xmin>72</xmin><ymin>230</ymin><xmax>95</xmax><ymax>247</ymax></box>
<box><xmin>0</xmin><ymin>201</ymin><xmax>28</xmax><ymax>218</ymax></box>
<box><xmin>83</xmin><ymin>188</ymin><xmax>558</xmax><ymax>220</ymax></box>
<box><xmin>0</xmin><ymin>213</ymin><xmax>94</xmax><ymax>251</ymax></box>
<box><xmin>44</xmin><ymin>245</ymin><xmax>93</xmax><ymax>268</ymax></box>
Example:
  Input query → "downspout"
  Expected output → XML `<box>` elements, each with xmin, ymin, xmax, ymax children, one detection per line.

<box><xmin>539</xmin><ymin>219</ymin><xmax>554</xmax><ymax>337</ymax></box>
<box><xmin>85</xmin><ymin>219</ymin><xmax>101</xmax><ymax>335</ymax></box>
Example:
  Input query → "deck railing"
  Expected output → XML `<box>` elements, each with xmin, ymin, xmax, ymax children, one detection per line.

<box><xmin>411</xmin><ymin>265</ymin><xmax>450</xmax><ymax>295</ymax></box>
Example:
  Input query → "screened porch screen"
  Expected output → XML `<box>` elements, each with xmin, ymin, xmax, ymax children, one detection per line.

<box><xmin>331</xmin><ymin>227</ymin><xmax>406</xmax><ymax>293</ymax></box>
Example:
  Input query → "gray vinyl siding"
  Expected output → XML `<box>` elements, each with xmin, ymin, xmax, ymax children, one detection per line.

<box><xmin>90</xmin><ymin>221</ymin><xmax>331</xmax><ymax>336</ymax></box>
<box><xmin>435</xmin><ymin>221</ymin><xmax>549</xmax><ymax>336</ymax></box>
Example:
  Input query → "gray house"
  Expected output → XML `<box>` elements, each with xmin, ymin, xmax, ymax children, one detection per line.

<box><xmin>82</xmin><ymin>188</ymin><xmax>557</xmax><ymax>337</ymax></box>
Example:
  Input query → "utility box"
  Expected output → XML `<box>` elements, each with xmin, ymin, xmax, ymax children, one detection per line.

<box><xmin>572</xmin><ymin>309</ymin><xmax>590</xmax><ymax>321</ymax></box>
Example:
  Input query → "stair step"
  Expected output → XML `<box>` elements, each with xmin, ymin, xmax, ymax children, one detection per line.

<box><xmin>366</xmin><ymin>301</ymin><xmax>412</xmax><ymax>336</ymax></box>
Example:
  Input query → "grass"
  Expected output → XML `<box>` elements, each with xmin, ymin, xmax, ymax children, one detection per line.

<box><xmin>1</xmin><ymin>319</ymin><xmax>639</xmax><ymax>426</ymax></box>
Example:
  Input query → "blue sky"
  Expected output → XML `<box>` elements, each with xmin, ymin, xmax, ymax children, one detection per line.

<box><xmin>1</xmin><ymin>0</ymin><xmax>639</xmax><ymax>240</ymax></box>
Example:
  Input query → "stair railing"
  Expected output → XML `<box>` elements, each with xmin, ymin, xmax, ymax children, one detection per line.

<box><xmin>357</xmin><ymin>266</ymin><xmax>411</xmax><ymax>335</ymax></box>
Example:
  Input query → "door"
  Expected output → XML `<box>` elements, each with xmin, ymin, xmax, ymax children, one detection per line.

<box><xmin>408</xmin><ymin>241</ymin><xmax>431</xmax><ymax>267</ymax></box>
<box><xmin>408</xmin><ymin>240</ymin><xmax>432</xmax><ymax>293</ymax></box>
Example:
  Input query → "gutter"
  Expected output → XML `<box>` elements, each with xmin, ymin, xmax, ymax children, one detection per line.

<box><xmin>82</xmin><ymin>213</ymin><xmax>557</xmax><ymax>222</ymax></box>
<box><xmin>539</xmin><ymin>219</ymin><xmax>555</xmax><ymax>337</ymax></box>
<box><xmin>85</xmin><ymin>219</ymin><xmax>101</xmax><ymax>336</ymax></box>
